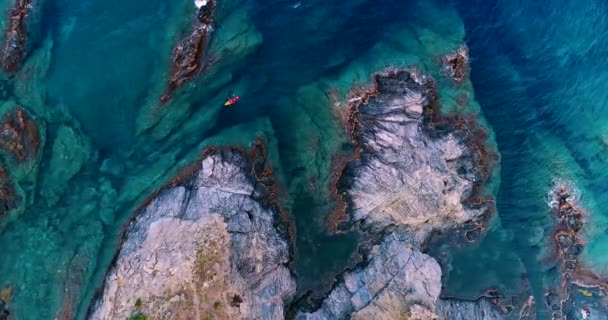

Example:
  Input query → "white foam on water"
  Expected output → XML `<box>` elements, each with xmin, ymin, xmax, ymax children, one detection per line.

<box><xmin>194</xmin><ymin>0</ymin><xmax>208</xmax><ymax>9</ymax></box>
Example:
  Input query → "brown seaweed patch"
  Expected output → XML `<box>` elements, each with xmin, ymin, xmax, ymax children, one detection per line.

<box><xmin>545</xmin><ymin>182</ymin><xmax>608</xmax><ymax>318</ymax></box>
<box><xmin>0</xmin><ymin>108</ymin><xmax>39</xmax><ymax>162</ymax></box>
<box><xmin>442</xmin><ymin>46</ymin><xmax>469</xmax><ymax>84</ymax></box>
<box><xmin>1</xmin><ymin>0</ymin><xmax>33</xmax><ymax>74</ymax></box>
<box><xmin>160</xmin><ymin>0</ymin><xmax>218</xmax><ymax>103</ymax></box>
<box><xmin>325</xmin><ymin>146</ymin><xmax>361</xmax><ymax>232</ymax></box>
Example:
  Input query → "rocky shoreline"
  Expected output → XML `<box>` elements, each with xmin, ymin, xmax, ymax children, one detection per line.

<box><xmin>89</xmin><ymin>142</ymin><xmax>296</xmax><ymax>320</ymax></box>
<box><xmin>91</xmin><ymin>67</ymin><xmax>508</xmax><ymax>319</ymax></box>
<box><xmin>545</xmin><ymin>182</ymin><xmax>608</xmax><ymax>320</ymax></box>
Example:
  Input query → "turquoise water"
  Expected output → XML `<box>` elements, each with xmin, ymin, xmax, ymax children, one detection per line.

<box><xmin>0</xmin><ymin>0</ymin><xmax>607</xmax><ymax>318</ymax></box>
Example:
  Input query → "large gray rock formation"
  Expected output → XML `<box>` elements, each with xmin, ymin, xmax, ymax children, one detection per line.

<box><xmin>342</xmin><ymin>69</ymin><xmax>489</xmax><ymax>234</ymax></box>
<box><xmin>296</xmin><ymin>69</ymin><xmax>502</xmax><ymax>320</ymax></box>
<box><xmin>296</xmin><ymin>231</ymin><xmax>503</xmax><ymax>320</ymax></box>
<box><xmin>90</xmin><ymin>147</ymin><xmax>296</xmax><ymax>320</ymax></box>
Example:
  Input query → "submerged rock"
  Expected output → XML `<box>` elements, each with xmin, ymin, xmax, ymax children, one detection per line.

<box><xmin>337</xmin><ymin>68</ymin><xmax>493</xmax><ymax>234</ymax></box>
<box><xmin>40</xmin><ymin>126</ymin><xmax>90</xmax><ymax>206</ymax></box>
<box><xmin>90</xmin><ymin>144</ymin><xmax>296</xmax><ymax>319</ymax></box>
<box><xmin>0</xmin><ymin>165</ymin><xmax>17</xmax><ymax>217</ymax></box>
<box><xmin>0</xmin><ymin>108</ymin><xmax>39</xmax><ymax>162</ymax></box>
<box><xmin>1</xmin><ymin>0</ymin><xmax>33</xmax><ymax>73</ymax></box>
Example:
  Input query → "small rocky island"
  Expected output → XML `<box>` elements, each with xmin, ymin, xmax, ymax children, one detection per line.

<box><xmin>295</xmin><ymin>69</ymin><xmax>502</xmax><ymax>319</ymax></box>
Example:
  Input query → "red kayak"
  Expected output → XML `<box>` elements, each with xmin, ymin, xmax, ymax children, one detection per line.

<box><xmin>224</xmin><ymin>96</ymin><xmax>240</xmax><ymax>106</ymax></box>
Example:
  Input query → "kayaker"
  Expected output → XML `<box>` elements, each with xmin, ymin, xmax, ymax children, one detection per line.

<box><xmin>224</xmin><ymin>94</ymin><xmax>240</xmax><ymax>107</ymax></box>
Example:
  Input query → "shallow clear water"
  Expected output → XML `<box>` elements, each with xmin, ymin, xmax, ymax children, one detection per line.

<box><xmin>0</xmin><ymin>0</ymin><xmax>607</xmax><ymax>318</ymax></box>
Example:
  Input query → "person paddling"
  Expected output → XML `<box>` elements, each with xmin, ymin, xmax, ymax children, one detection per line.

<box><xmin>224</xmin><ymin>93</ymin><xmax>240</xmax><ymax>107</ymax></box>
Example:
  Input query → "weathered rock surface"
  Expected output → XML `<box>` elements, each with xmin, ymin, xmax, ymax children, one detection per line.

<box><xmin>93</xmin><ymin>69</ymin><xmax>501</xmax><ymax>320</ymax></box>
<box><xmin>296</xmin><ymin>231</ymin><xmax>504</xmax><ymax>320</ymax></box>
<box><xmin>435</xmin><ymin>297</ymin><xmax>505</xmax><ymax>320</ymax></box>
<box><xmin>339</xmin><ymin>69</ymin><xmax>491</xmax><ymax>234</ymax></box>
<box><xmin>296</xmin><ymin>231</ymin><xmax>442</xmax><ymax>320</ymax></box>
<box><xmin>297</xmin><ymin>69</ymin><xmax>501</xmax><ymax>320</ymax></box>
<box><xmin>90</xmin><ymin>146</ymin><xmax>296</xmax><ymax>320</ymax></box>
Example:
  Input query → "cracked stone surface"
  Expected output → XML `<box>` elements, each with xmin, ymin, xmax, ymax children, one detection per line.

<box><xmin>90</xmin><ymin>148</ymin><xmax>296</xmax><ymax>320</ymax></box>
<box><xmin>295</xmin><ymin>230</ymin><xmax>504</xmax><ymax>320</ymax></box>
<box><xmin>295</xmin><ymin>70</ymin><xmax>502</xmax><ymax>320</ymax></box>
<box><xmin>343</xmin><ymin>70</ymin><xmax>488</xmax><ymax>233</ymax></box>
<box><xmin>296</xmin><ymin>231</ymin><xmax>441</xmax><ymax>320</ymax></box>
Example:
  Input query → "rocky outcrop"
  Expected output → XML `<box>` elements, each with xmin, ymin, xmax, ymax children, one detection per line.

<box><xmin>545</xmin><ymin>182</ymin><xmax>608</xmax><ymax>320</ymax></box>
<box><xmin>90</xmin><ymin>143</ymin><xmax>296</xmax><ymax>320</ymax></box>
<box><xmin>0</xmin><ymin>108</ymin><xmax>39</xmax><ymax>162</ymax></box>
<box><xmin>442</xmin><ymin>46</ymin><xmax>469</xmax><ymax>84</ymax></box>
<box><xmin>295</xmin><ymin>231</ymin><xmax>504</xmax><ymax>320</ymax></box>
<box><xmin>296</xmin><ymin>231</ymin><xmax>441</xmax><ymax>320</ymax></box>
<box><xmin>161</xmin><ymin>0</ymin><xmax>217</xmax><ymax>103</ymax></box>
<box><xmin>1</xmin><ymin>0</ymin><xmax>33</xmax><ymax>73</ymax></box>
<box><xmin>299</xmin><ymin>69</ymin><xmax>501</xmax><ymax>319</ymax></box>
<box><xmin>336</xmin><ymin>68</ymin><xmax>493</xmax><ymax>234</ymax></box>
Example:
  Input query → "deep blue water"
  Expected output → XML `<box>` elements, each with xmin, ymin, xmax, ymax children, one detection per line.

<box><xmin>0</xmin><ymin>0</ymin><xmax>607</xmax><ymax>318</ymax></box>
<box><xmin>444</xmin><ymin>0</ymin><xmax>608</xmax><ymax>316</ymax></box>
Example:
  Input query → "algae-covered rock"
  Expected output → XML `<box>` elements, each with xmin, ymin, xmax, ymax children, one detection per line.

<box><xmin>90</xmin><ymin>146</ymin><xmax>296</xmax><ymax>320</ymax></box>
<box><xmin>0</xmin><ymin>107</ymin><xmax>40</xmax><ymax>163</ymax></box>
